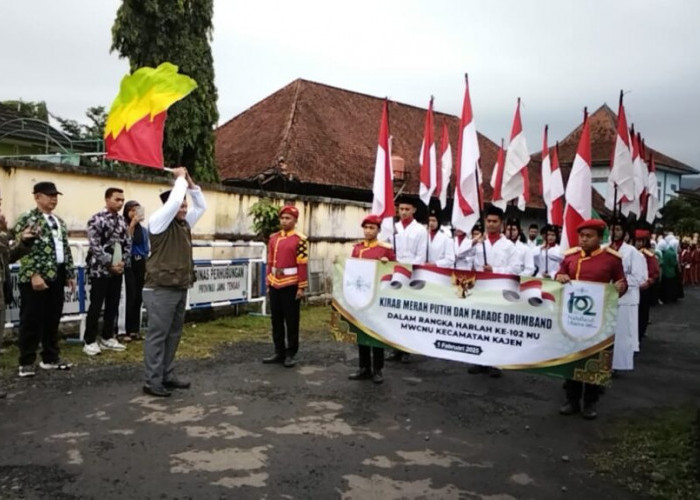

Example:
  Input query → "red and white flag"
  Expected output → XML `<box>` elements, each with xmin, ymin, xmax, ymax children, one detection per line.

<box><xmin>451</xmin><ymin>75</ymin><xmax>481</xmax><ymax>233</ymax></box>
<box><xmin>625</xmin><ymin>130</ymin><xmax>648</xmax><ymax>217</ymax></box>
<box><xmin>419</xmin><ymin>97</ymin><xmax>437</xmax><ymax>207</ymax></box>
<box><xmin>549</xmin><ymin>142</ymin><xmax>565</xmax><ymax>227</ymax></box>
<box><xmin>371</xmin><ymin>99</ymin><xmax>395</xmax><ymax>239</ymax></box>
<box><xmin>490</xmin><ymin>138</ymin><xmax>506</xmax><ymax>210</ymax></box>
<box><xmin>436</xmin><ymin>121</ymin><xmax>452</xmax><ymax>209</ymax></box>
<box><xmin>605</xmin><ymin>91</ymin><xmax>635</xmax><ymax>213</ymax></box>
<box><xmin>501</xmin><ymin>98</ymin><xmax>530</xmax><ymax>211</ymax></box>
<box><xmin>561</xmin><ymin>109</ymin><xmax>592</xmax><ymax>251</ymax></box>
<box><xmin>645</xmin><ymin>152</ymin><xmax>659</xmax><ymax>224</ymax></box>
<box><xmin>541</xmin><ymin>125</ymin><xmax>552</xmax><ymax>217</ymax></box>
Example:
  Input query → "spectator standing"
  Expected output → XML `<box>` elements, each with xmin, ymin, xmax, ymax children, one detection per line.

<box><xmin>83</xmin><ymin>188</ymin><xmax>131</xmax><ymax>356</ymax></box>
<box><xmin>142</xmin><ymin>168</ymin><xmax>206</xmax><ymax>397</ymax></box>
<box><xmin>122</xmin><ymin>200</ymin><xmax>149</xmax><ymax>342</ymax></box>
<box><xmin>12</xmin><ymin>182</ymin><xmax>76</xmax><ymax>377</ymax></box>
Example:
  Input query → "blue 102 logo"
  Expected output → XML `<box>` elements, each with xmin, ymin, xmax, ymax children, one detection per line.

<box><xmin>567</xmin><ymin>292</ymin><xmax>596</xmax><ymax>316</ymax></box>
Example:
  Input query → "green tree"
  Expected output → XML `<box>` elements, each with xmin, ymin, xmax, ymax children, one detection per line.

<box><xmin>249</xmin><ymin>199</ymin><xmax>281</xmax><ymax>243</ymax></box>
<box><xmin>660</xmin><ymin>197</ymin><xmax>700</xmax><ymax>235</ymax></box>
<box><xmin>111</xmin><ymin>0</ymin><xmax>219</xmax><ymax>183</ymax></box>
<box><xmin>52</xmin><ymin>106</ymin><xmax>107</xmax><ymax>140</ymax></box>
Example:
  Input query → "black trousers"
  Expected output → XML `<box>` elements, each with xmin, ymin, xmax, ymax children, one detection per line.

<box><xmin>125</xmin><ymin>259</ymin><xmax>146</xmax><ymax>334</ymax></box>
<box><xmin>18</xmin><ymin>266</ymin><xmax>65</xmax><ymax>366</ymax></box>
<box><xmin>269</xmin><ymin>285</ymin><xmax>300</xmax><ymax>356</ymax></box>
<box><xmin>358</xmin><ymin>345</ymin><xmax>384</xmax><ymax>371</ymax></box>
<box><xmin>565</xmin><ymin>380</ymin><xmax>601</xmax><ymax>405</ymax></box>
<box><xmin>84</xmin><ymin>274</ymin><xmax>122</xmax><ymax>344</ymax></box>
<box><xmin>638</xmin><ymin>288</ymin><xmax>652</xmax><ymax>340</ymax></box>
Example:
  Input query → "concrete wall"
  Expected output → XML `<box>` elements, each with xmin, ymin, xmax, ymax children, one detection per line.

<box><xmin>0</xmin><ymin>160</ymin><xmax>368</xmax><ymax>284</ymax></box>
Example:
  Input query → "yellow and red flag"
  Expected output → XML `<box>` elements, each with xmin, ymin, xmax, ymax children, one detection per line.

<box><xmin>104</xmin><ymin>62</ymin><xmax>197</xmax><ymax>169</ymax></box>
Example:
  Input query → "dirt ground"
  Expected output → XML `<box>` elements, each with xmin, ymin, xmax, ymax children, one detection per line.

<box><xmin>1</xmin><ymin>289</ymin><xmax>698</xmax><ymax>499</ymax></box>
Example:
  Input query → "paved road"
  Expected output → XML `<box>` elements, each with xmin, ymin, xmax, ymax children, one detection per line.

<box><xmin>1</xmin><ymin>289</ymin><xmax>699</xmax><ymax>499</ymax></box>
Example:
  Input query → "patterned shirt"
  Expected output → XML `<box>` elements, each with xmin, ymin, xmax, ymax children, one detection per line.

<box><xmin>86</xmin><ymin>208</ymin><xmax>131</xmax><ymax>278</ymax></box>
<box><xmin>12</xmin><ymin>208</ymin><xmax>75</xmax><ymax>284</ymax></box>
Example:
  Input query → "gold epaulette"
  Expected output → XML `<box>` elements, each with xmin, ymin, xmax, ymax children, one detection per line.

<box><xmin>564</xmin><ymin>246</ymin><xmax>581</xmax><ymax>256</ymax></box>
<box><xmin>605</xmin><ymin>246</ymin><xmax>622</xmax><ymax>258</ymax></box>
<box><xmin>296</xmin><ymin>231</ymin><xmax>307</xmax><ymax>240</ymax></box>
<box><xmin>378</xmin><ymin>241</ymin><xmax>393</xmax><ymax>249</ymax></box>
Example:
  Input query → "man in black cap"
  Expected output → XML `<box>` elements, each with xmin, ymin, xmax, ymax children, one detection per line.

<box><xmin>12</xmin><ymin>182</ymin><xmax>76</xmax><ymax>377</ymax></box>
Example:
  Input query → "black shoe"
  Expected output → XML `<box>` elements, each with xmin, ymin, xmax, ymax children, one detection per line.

<box><xmin>372</xmin><ymin>371</ymin><xmax>384</xmax><ymax>384</ymax></box>
<box><xmin>348</xmin><ymin>369</ymin><xmax>372</xmax><ymax>380</ymax></box>
<box><xmin>468</xmin><ymin>364</ymin><xmax>487</xmax><ymax>374</ymax></box>
<box><xmin>143</xmin><ymin>385</ymin><xmax>172</xmax><ymax>398</ymax></box>
<box><xmin>262</xmin><ymin>354</ymin><xmax>285</xmax><ymax>364</ymax></box>
<box><xmin>581</xmin><ymin>404</ymin><xmax>598</xmax><ymax>420</ymax></box>
<box><xmin>559</xmin><ymin>401</ymin><xmax>580</xmax><ymax>416</ymax></box>
<box><xmin>488</xmin><ymin>367</ymin><xmax>503</xmax><ymax>378</ymax></box>
<box><xmin>164</xmin><ymin>378</ymin><xmax>191</xmax><ymax>389</ymax></box>
<box><xmin>283</xmin><ymin>356</ymin><xmax>297</xmax><ymax>368</ymax></box>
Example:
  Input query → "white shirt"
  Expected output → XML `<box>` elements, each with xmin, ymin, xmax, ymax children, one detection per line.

<box><xmin>473</xmin><ymin>234</ymin><xmax>516</xmax><ymax>274</ymax></box>
<box><xmin>454</xmin><ymin>235</ymin><xmax>476</xmax><ymax>270</ymax></box>
<box><xmin>535</xmin><ymin>244</ymin><xmax>563</xmax><ymax>279</ymax></box>
<box><xmin>428</xmin><ymin>230</ymin><xmax>455</xmax><ymax>268</ymax></box>
<box><xmin>610</xmin><ymin>241</ymin><xmax>648</xmax><ymax>306</ymax></box>
<box><xmin>393</xmin><ymin>219</ymin><xmax>428</xmax><ymax>265</ymax></box>
<box><xmin>149</xmin><ymin>177</ymin><xmax>207</xmax><ymax>235</ymax></box>
<box><xmin>511</xmin><ymin>239</ymin><xmax>536</xmax><ymax>277</ymax></box>
<box><xmin>43</xmin><ymin>213</ymin><xmax>64</xmax><ymax>264</ymax></box>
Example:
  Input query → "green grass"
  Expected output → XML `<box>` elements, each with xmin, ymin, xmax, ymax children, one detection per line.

<box><xmin>1</xmin><ymin>305</ymin><xmax>333</xmax><ymax>376</ymax></box>
<box><xmin>590</xmin><ymin>407</ymin><xmax>700</xmax><ymax>499</ymax></box>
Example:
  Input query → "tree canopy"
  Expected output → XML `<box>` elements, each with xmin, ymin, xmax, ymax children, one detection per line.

<box><xmin>111</xmin><ymin>0</ymin><xmax>220</xmax><ymax>182</ymax></box>
<box><xmin>660</xmin><ymin>197</ymin><xmax>700</xmax><ymax>236</ymax></box>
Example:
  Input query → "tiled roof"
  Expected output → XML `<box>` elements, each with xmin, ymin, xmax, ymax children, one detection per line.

<box><xmin>216</xmin><ymin>79</ymin><xmax>557</xmax><ymax>206</ymax></box>
<box><xmin>539</xmin><ymin>104</ymin><xmax>697</xmax><ymax>175</ymax></box>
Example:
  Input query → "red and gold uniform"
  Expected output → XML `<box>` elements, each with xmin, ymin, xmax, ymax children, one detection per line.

<box><xmin>558</xmin><ymin>246</ymin><xmax>627</xmax><ymax>292</ymax></box>
<box><xmin>264</xmin><ymin>206</ymin><xmax>309</xmax><ymax>364</ymax></box>
<box><xmin>556</xmin><ymin>218</ymin><xmax>627</xmax><ymax>419</ymax></box>
<box><xmin>266</xmin><ymin>230</ymin><xmax>308</xmax><ymax>290</ymax></box>
<box><xmin>351</xmin><ymin>239</ymin><xmax>395</xmax><ymax>261</ymax></box>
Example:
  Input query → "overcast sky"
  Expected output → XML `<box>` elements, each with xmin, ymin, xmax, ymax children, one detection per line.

<box><xmin>2</xmin><ymin>0</ymin><xmax>699</xmax><ymax>170</ymax></box>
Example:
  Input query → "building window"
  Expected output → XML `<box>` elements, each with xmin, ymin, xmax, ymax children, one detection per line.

<box><xmin>657</xmin><ymin>181</ymin><xmax>661</xmax><ymax>187</ymax></box>
<box><xmin>670</xmin><ymin>183</ymin><xmax>677</xmax><ymax>191</ymax></box>
<box><xmin>592</xmin><ymin>177</ymin><xmax>607</xmax><ymax>183</ymax></box>
<box><xmin>658</xmin><ymin>189</ymin><xmax>661</xmax><ymax>199</ymax></box>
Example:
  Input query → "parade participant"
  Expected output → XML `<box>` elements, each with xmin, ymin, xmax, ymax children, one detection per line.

<box><xmin>387</xmin><ymin>197</ymin><xmax>427</xmax><ymax>363</ymax></box>
<box><xmin>526</xmin><ymin>223</ymin><xmax>541</xmax><ymax>248</ymax></box>
<box><xmin>453</xmin><ymin>225</ymin><xmax>480</xmax><ymax>270</ymax></box>
<box><xmin>556</xmin><ymin>219</ymin><xmax>627</xmax><ymax>419</ymax></box>
<box><xmin>426</xmin><ymin>210</ymin><xmax>454</xmax><ymax>268</ymax></box>
<box><xmin>122</xmin><ymin>200</ymin><xmax>149</xmax><ymax>342</ymax></box>
<box><xmin>142</xmin><ymin>168</ymin><xmax>206</xmax><ymax>397</ymax></box>
<box><xmin>681</xmin><ymin>242</ymin><xmax>693</xmax><ymax>286</ymax></box>
<box><xmin>608</xmin><ymin>217</ymin><xmax>647</xmax><ymax>372</ymax></box>
<box><xmin>13</xmin><ymin>182</ymin><xmax>77</xmax><ymax>377</ymax></box>
<box><xmin>469</xmin><ymin>205</ymin><xmax>515</xmax><ymax>377</ymax></box>
<box><xmin>472</xmin><ymin>205</ymin><xmax>516</xmax><ymax>274</ymax></box>
<box><xmin>692</xmin><ymin>243</ymin><xmax>700</xmax><ymax>285</ymax></box>
<box><xmin>535</xmin><ymin>224</ymin><xmax>562</xmax><ymax>279</ymax></box>
<box><xmin>0</xmin><ymin>197</ymin><xmax>36</xmax><ymax>396</ymax></box>
<box><xmin>348</xmin><ymin>214</ymin><xmax>395</xmax><ymax>384</ymax></box>
<box><xmin>634</xmin><ymin>229</ymin><xmax>660</xmax><ymax>342</ymax></box>
<box><xmin>658</xmin><ymin>239</ymin><xmax>680</xmax><ymax>303</ymax></box>
<box><xmin>263</xmin><ymin>205</ymin><xmax>308</xmax><ymax>368</ymax></box>
<box><xmin>505</xmin><ymin>217</ymin><xmax>535</xmax><ymax>276</ymax></box>
<box><xmin>83</xmin><ymin>188</ymin><xmax>131</xmax><ymax>356</ymax></box>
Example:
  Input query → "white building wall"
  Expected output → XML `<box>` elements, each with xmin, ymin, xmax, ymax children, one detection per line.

<box><xmin>591</xmin><ymin>165</ymin><xmax>682</xmax><ymax>209</ymax></box>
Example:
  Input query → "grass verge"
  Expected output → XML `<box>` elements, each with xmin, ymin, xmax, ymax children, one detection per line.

<box><xmin>1</xmin><ymin>305</ymin><xmax>333</xmax><ymax>376</ymax></box>
<box><xmin>590</xmin><ymin>407</ymin><xmax>700</xmax><ymax>499</ymax></box>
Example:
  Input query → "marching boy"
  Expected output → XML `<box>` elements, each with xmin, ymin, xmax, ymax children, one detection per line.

<box><xmin>348</xmin><ymin>215</ymin><xmax>395</xmax><ymax>384</ymax></box>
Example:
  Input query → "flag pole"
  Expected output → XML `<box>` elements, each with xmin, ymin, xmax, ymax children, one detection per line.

<box><xmin>475</xmin><ymin>158</ymin><xmax>488</xmax><ymax>267</ymax></box>
<box><xmin>385</xmin><ymin>98</ymin><xmax>398</xmax><ymax>255</ymax></box>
